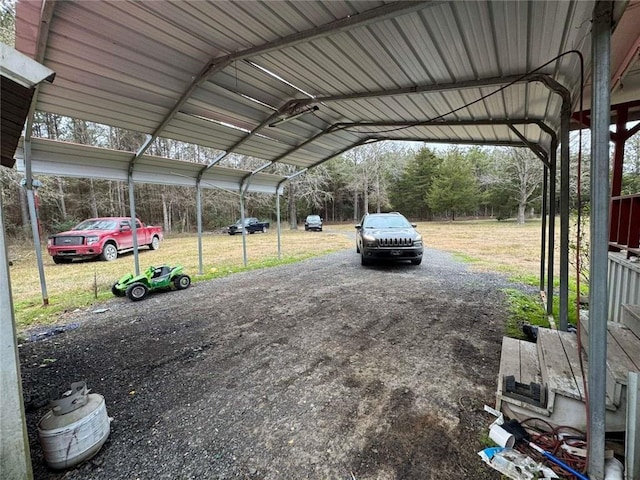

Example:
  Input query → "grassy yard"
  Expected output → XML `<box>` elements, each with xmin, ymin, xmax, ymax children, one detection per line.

<box><xmin>7</xmin><ymin>219</ymin><xmax>567</xmax><ymax>331</ymax></box>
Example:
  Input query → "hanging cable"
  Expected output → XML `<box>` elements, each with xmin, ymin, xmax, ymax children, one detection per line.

<box><xmin>336</xmin><ymin>50</ymin><xmax>586</xmax><ymax>136</ymax></box>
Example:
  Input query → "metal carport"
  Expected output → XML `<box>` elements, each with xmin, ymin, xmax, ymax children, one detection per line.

<box><xmin>4</xmin><ymin>1</ymin><xmax>640</xmax><ymax>478</ymax></box>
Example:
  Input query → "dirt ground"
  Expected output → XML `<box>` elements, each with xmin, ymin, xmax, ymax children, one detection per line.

<box><xmin>19</xmin><ymin>246</ymin><xmax>536</xmax><ymax>479</ymax></box>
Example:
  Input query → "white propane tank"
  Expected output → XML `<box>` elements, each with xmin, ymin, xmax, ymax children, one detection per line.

<box><xmin>37</xmin><ymin>382</ymin><xmax>110</xmax><ymax>470</ymax></box>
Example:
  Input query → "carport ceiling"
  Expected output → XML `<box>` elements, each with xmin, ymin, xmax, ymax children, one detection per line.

<box><xmin>14</xmin><ymin>1</ymin><xmax>640</xmax><ymax>173</ymax></box>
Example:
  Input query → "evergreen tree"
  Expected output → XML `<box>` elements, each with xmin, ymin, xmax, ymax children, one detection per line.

<box><xmin>388</xmin><ymin>146</ymin><xmax>441</xmax><ymax>219</ymax></box>
<box><xmin>426</xmin><ymin>148</ymin><xmax>479</xmax><ymax>220</ymax></box>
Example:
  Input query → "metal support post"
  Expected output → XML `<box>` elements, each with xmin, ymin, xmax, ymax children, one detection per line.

<box><xmin>25</xmin><ymin>188</ymin><xmax>49</xmax><ymax>305</ymax></box>
<box><xmin>276</xmin><ymin>191</ymin><xmax>282</xmax><ymax>259</ymax></box>
<box><xmin>540</xmin><ymin>165</ymin><xmax>548</xmax><ymax>293</ymax></box>
<box><xmin>128</xmin><ymin>175</ymin><xmax>140</xmax><ymax>275</ymax></box>
<box><xmin>196</xmin><ymin>183</ymin><xmax>203</xmax><ymax>275</ymax></box>
<box><xmin>588</xmin><ymin>2</ymin><xmax>613</xmax><ymax>477</ymax></box>
<box><xmin>547</xmin><ymin>148</ymin><xmax>557</xmax><ymax>316</ymax></box>
<box><xmin>239</xmin><ymin>190</ymin><xmax>248</xmax><ymax>267</ymax></box>
<box><xmin>23</xmin><ymin>140</ymin><xmax>48</xmax><ymax>305</ymax></box>
<box><xmin>0</xmin><ymin>193</ymin><xmax>34</xmax><ymax>480</ymax></box>
<box><xmin>559</xmin><ymin>109</ymin><xmax>570</xmax><ymax>332</ymax></box>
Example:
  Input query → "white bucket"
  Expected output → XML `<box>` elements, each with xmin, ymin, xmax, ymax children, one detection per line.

<box><xmin>38</xmin><ymin>393</ymin><xmax>110</xmax><ymax>469</ymax></box>
<box><xmin>489</xmin><ymin>424</ymin><xmax>515</xmax><ymax>448</ymax></box>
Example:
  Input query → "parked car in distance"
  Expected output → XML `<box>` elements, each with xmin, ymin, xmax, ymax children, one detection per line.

<box><xmin>304</xmin><ymin>215</ymin><xmax>323</xmax><ymax>231</ymax></box>
<box><xmin>228</xmin><ymin>217</ymin><xmax>270</xmax><ymax>235</ymax></box>
<box><xmin>47</xmin><ymin>217</ymin><xmax>163</xmax><ymax>263</ymax></box>
<box><xmin>355</xmin><ymin>212</ymin><xmax>423</xmax><ymax>266</ymax></box>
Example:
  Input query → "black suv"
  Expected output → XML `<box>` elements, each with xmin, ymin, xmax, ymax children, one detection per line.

<box><xmin>355</xmin><ymin>212</ymin><xmax>423</xmax><ymax>266</ymax></box>
<box><xmin>304</xmin><ymin>215</ymin><xmax>323</xmax><ymax>231</ymax></box>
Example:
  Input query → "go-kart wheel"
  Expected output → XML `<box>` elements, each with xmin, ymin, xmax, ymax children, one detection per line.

<box><xmin>112</xmin><ymin>283</ymin><xmax>125</xmax><ymax>297</ymax></box>
<box><xmin>126</xmin><ymin>282</ymin><xmax>149</xmax><ymax>301</ymax></box>
<box><xmin>174</xmin><ymin>274</ymin><xmax>191</xmax><ymax>290</ymax></box>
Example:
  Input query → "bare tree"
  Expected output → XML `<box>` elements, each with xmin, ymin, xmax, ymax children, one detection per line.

<box><xmin>494</xmin><ymin>148</ymin><xmax>544</xmax><ymax>224</ymax></box>
<box><xmin>343</xmin><ymin>142</ymin><xmax>412</xmax><ymax>218</ymax></box>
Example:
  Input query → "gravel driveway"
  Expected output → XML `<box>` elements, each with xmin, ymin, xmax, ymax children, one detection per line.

<box><xmin>20</xmin><ymin>247</ymin><xmax>535</xmax><ymax>479</ymax></box>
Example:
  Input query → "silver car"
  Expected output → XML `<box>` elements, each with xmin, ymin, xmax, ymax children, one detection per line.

<box><xmin>355</xmin><ymin>212</ymin><xmax>423</xmax><ymax>266</ymax></box>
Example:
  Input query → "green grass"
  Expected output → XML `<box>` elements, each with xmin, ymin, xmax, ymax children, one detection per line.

<box><xmin>451</xmin><ymin>252</ymin><xmax>481</xmax><ymax>264</ymax></box>
<box><xmin>502</xmin><ymin>289</ymin><xmax>550</xmax><ymax>339</ymax></box>
<box><xmin>12</xmin><ymin>252</ymin><xmax>335</xmax><ymax>330</ymax></box>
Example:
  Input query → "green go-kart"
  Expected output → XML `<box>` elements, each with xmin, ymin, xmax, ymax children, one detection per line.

<box><xmin>111</xmin><ymin>264</ymin><xmax>191</xmax><ymax>301</ymax></box>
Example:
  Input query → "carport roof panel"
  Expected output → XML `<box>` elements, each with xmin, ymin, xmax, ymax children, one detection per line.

<box><xmin>14</xmin><ymin>138</ymin><xmax>286</xmax><ymax>194</ymax></box>
<box><xmin>15</xmin><ymin>0</ymin><xmax>639</xmax><ymax>172</ymax></box>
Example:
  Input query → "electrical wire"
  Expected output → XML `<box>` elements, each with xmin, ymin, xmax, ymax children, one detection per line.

<box><xmin>520</xmin><ymin>418</ymin><xmax>589</xmax><ymax>479</ymax></box>
<box><xmin>336</xmin><ymin>50</ymin><xmax>586</xmax><ymax>136</ymax></box>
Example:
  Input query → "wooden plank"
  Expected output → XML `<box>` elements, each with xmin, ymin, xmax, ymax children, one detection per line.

<box><xmin>558</xmin><ymin>329</ymin><xmax>618</xmax><ymax>409</ymax></box>
<box><xmin>558</xmin><ymin>331</ymin><xmax>589</xmax><ymax>401</ymax></box>
<box><xmin>538</xmin><ymin>328</ymin><xmax>583</xmax><ymax>402</ymax></box>
<box><xmin>519</xmin><ymin>339</ymin><xmax>541</xmax><ymax>385</ymax></box>
<box><xmin>496</xmin><ymin>337</ymin><xmax>549</xmax><ymax>416</ymax></box>
<box><xmin>608</xmin><ymin>322</ymin><xmax>640</xmax><ymax>372</ymax></box>
<box><xmin>622</xmin><ymin>304</ymin><xmax>640</xmax><ymax>338</ymax></box>
<box><xmin>580</xmin><ymin>317</ymin><xmax>625</xmax><ymax>404</ymax></box>
<box><xmin>496</xmin><ymin>337</ymin><xmax>520</xmax><ymax>411</ymax></box>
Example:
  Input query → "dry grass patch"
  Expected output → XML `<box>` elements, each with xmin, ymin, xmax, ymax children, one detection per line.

<box><xmin>417</xmin><ymin>219</ymin><xmax>559</xmax><ymax>276</ymax></box>
<box><xmin>9</xmin><ymin>219</ymin><xmax>559</xmax><ymax>330</ymax></box>
<box><xmin>9</xmin><ymin>228</ymin><xmax>353</xmax><ymax>329</ymax></box>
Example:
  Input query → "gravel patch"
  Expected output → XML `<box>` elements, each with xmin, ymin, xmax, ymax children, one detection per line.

<box><xmin>20</xmin><ymin>247</ymin><xmax>536</xmax><ymax>479</ymax></box>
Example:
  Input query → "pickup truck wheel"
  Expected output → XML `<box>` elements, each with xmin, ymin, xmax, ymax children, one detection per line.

<box><xmin>100</xmin><ymin>243</ymin><xmax>118</xmax><ymax>261</ymax></box>
<box><xmin>126</xmin><ymin>282</ymin><xmax>149</xmax><ymax>301</ymax></box>
<box><xmin>149</xmin><ymin>236</ymin><xmax>160</xmax><ymax>250</ymax></box>
<box><xmin>52</xmin><ymin>256</ymin><xmax>72</xmax><ymax>264</ymax></box>
<box><xmin>173</xmin><ymin>274</ymin><xmax>191</xmax><ymax>290</ymax></box>
<box><xmin>262</xmin><ymin>226</ymin><xmax>267</xmax><ymax>233</ymax></box>
<box><xmin>111</xmin><ymin>283</ymin><xmax>125</xmax><ymax>297</ymax></box>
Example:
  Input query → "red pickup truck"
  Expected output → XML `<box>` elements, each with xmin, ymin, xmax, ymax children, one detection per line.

<box><xmin>47</xmin><ymin>217</ymin><xmax>163</xmax><ymax>263</ymax></box>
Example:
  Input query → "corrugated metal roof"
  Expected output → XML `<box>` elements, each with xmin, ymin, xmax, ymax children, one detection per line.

<box><xmin>1</xmin><ymin>43</ymin><xmax>55</xmax><ymax>168</ymax></box>
<box><xmin>14</xmin><ymin>138</ymin><xmax>286</xmax><ymax>194</ymax></box>
<box><xmin>13</xmin><ymin>0</ymin><xmax>640</xmax><ymax>179</ymax></box>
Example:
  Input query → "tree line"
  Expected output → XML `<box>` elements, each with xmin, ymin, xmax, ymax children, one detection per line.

<box><xmin>3</xmin><ymin>116</ymin><xmax>640</xmax><ymax>240</ymax></box>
